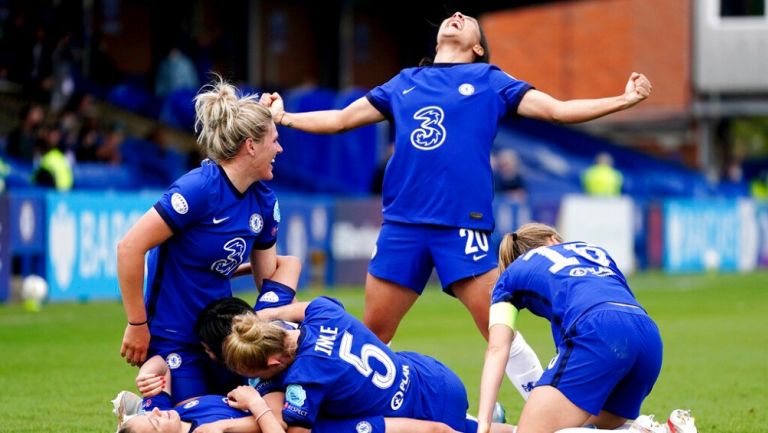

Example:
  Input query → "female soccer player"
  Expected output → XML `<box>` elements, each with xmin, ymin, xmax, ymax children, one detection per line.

<box><xmin>117</xmin><ymin>76</ymin><xmax>285</xmax><ymax>404</ymax></box>
<box><xmin>475</xmin><ymin>223</ymin><xmax>675</xmax><ymax>433</ymax></box>
<box><xmin>221</xmin><ymin>297</ymin><xmax>513</xmax><ymax>433</ymax></box>
<box><xmin>260</xmin><ymin>12</ymin><xmax>652</xmax><ymax>359</ymax></box>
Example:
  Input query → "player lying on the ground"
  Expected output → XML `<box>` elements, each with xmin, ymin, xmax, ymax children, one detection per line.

<box><xmin>114</xmin><ymin>355</ymin><xmax>469</xmax><ymax>433</ymax></box>
<box><xmin>475</xmin><ymin>222</ymin><xmax>697</xmax><ymax>433</ymax></box>
<box><xmin>221</xmin><ymin>297</ymin><xmax>515</xmax><ymax>433</ymax></box>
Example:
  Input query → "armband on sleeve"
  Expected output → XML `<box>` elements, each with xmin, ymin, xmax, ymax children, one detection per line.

<box><xmin>489</xmin><ymin>302</ymin><xmax>518</xmax><ymax>330</ymax></box>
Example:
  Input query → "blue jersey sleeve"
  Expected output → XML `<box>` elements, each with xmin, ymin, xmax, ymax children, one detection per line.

<box><xmin>282</xmin><ymin>361</ymin><xmax>343</xmax><ymax>428</ymax></box>
<box><xmin>491</xmin><ymin>265</ymin><xmax>522</xmax><ymax>308</ymax></box>
<box><xmin>365</xmin><ymin>71</ymin><xmax>405</xmax><ymax>120</ymax></box>
<box><xmin>488</xmin><ymin>67</ymin><xmax>534</xmax><ymax>116</ymax></box>
<box><xmin>252</xmin><ymin>182</ymin><xmax>279</xmax><ymax>250</ymax></box>
<box><xmin>154</xmin><ymin>170</ymin><xmax>213</xmax><ymax>233</ymax></box>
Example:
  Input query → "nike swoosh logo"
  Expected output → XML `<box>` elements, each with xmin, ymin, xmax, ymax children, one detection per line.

<box><xmin>473</xmin><ymin>254</ymin><xmax>487</xmax><ymax>261</ymax></box>
<box><xmin>212</xmin><ymin>216</ymin><xmax>230</xmax><ymax>224</ymax></box>
<box><xmin>402</xmin><ymin>86</ymin><xmax>416</xmax><ymax>95</ymax></box>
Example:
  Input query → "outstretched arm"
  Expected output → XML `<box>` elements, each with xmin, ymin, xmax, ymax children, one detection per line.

<box><xmin>264</xmin><ymin>93</ymin><xmax>385</xmax><ymax>134</ymax></box>
<box><xmin>518</xmin><ymin>72</ymin><xmax>652</xmax><ymax>124</ymax></box>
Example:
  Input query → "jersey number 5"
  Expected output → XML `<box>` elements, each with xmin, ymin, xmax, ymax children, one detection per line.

<box><xmin>339</xmin><ymin>332</ymin><xmax>396</xmax><ymax>389</ymax></box>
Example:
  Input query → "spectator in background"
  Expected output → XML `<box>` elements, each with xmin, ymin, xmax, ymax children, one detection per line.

<box><xmin>96</xmin><ymin>122</ymin><xmax>125</xmax><ymax>165</ymax></box>
<box><xmin>155</xmin><ymin>47</ymin><xmax>199</xmax><ymax>98</ymax></box>
<box><xmin>582</xmin><ymin>152</ymin><xmax>622</xmax><ymax>196</ymax></box>
<box><xmin>6</xmin><ymin>103</ymin><xmax>45</xmax><ymax>162</ymax></box>
<box><xmin>493</xmin><ymin>149</ymin><xmax>526</xmax><ymax>202</ymax></box>
<box><xmin>33</xmin><ymin>124</ymin><xmax>73</xmax><ymax>191</ymax></box>
<box><xmin>74</xmin><ymin>117</ymin><xmax>102</xmax><ymax>162</ymax></box>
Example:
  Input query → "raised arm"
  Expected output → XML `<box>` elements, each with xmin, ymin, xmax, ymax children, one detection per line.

<box><xmin>517</xmin><ymin>72</ymin><xmax>652</xmax><ymax>124</ymax></box>
<box><xmin>264</xmin><ymin>93</ymin><xmax>385</xmax><ymax>134</ymax></box>
<box><xmin>117</xmin><ymin>208</ymin><xmax>173</xmax><ymax>366</ymax></box>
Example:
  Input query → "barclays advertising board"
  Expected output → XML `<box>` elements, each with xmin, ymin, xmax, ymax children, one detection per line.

<box><xmin>45</xmin><ymin>192</ymin><xmax>157</xmax><ymax>301</ymax></box>
<box><xmin>663</xmin><ymin>199</ymin><xmax>758</xmax><ymax>273</ymax></box>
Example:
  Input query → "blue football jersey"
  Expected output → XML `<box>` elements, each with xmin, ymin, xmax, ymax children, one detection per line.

<box><xmin>146</xmin><ymin>160</ymin><xmax>280</xmax><ymax>343</ymax></box>
<box><xmin>491</xmin><ymin>242</ymin><xmax>642</xmax><ymax>346</ymax></box>
<box><xmin>366</xmin><ymin>63</ymin><xmax>532</xmax><ymax>231</ymax></box>
<box><xmin>175</xmin><ymin>395</ymin><xmax>250</xmax><ymax>429</ymax></box>
<box><xmin>281</xmin><ymin>297</ymin><xmax>429</xmax><ymax>427</ymax></box>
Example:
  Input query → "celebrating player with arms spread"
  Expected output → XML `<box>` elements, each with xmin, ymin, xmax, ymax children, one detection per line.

<box><xmin>260</xmin><ymin>11</ymin><xmax>651</xmax><ymax>400</ymax></box>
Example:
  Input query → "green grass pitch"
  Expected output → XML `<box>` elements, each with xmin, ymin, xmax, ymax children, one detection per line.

<box><xmin>1</xmin><ymin>271</ymin><xmax>766</xmax><ymax>432</ymax></box>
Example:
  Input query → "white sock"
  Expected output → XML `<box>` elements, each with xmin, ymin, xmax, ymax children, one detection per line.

<box><xmin>504</xmin><ymin>331</ymin><xmax>543</xmax><ymax>401</ymax></box>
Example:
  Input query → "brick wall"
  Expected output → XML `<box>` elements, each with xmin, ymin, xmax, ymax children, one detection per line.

<box><xmin>481</xmin><ymin>0</ymin><xmax>692</xmax><ymax>121</ymax></box>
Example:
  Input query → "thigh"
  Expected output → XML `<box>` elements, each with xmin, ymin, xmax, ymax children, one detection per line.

<box><xmin>429</xmin><ymin>227</ymin><xmax>497</xmax><ymax>293</ymax></box>
<box><xmin>450</xmin><ymin>267</ymin><xmax>498</xmax><ymax>340</ymax></box>
<box><xmin>516</xmin><ymin>386</ymin><xmax>591</xmax><ymax>433</ymax></box>
<box><xmin>363</xmin><ymin>273</ymin><xmax>420</xmax><ymax>343</ymax></box>
<box><xmin>368</xmin><ymin>222</ymin><xmax>434</xmax><ymax>293</ymax></box>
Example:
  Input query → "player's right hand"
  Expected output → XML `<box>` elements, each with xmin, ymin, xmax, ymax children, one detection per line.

<box><xmin>261</xmin><ymin>92</ymin><xmax>285</xmax><ymax>122</ymax></box>
<box><xmin>121</xmin><ymin>324</ymin><xmax>150</xmax><ymax>366</ymax></box>
<box><xmin>136</xmin><ymin>373</ymin><xmax>165</xmax><ymax>397</ymax></box>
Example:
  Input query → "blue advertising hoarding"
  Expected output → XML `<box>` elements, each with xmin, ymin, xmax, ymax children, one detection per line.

<box><xmin>45</xmin><ymin>191</ymin><xmax>157</xmax><ymax>301</ymax></box>
<box><xmin>663</xmin><ymin>199</ymin><xmax>742</xmax><ymax>273</ymax></box>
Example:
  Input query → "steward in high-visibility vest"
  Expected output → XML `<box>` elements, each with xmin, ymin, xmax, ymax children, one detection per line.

<box><xmin>582</xmin><ymin>152</ymin><xmax>622</xmax><ymax>196</ymax></box>
<box><xmin>34</xmin><ymin>148</ymin><xmax>73</xmax><ymax>191</ymax></box>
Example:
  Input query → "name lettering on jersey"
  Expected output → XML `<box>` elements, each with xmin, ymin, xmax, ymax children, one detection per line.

<box><xmin>390</xmin><ymin>364</ymin><xmax>411</xmax><ymax>410</ymax></box>
<box><xmin>314</xmin><ymin>326</ymin><xmax>339</xmax><ymax>356</ymax></box>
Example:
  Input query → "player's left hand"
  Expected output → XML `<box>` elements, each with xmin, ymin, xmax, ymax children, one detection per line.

<box><xmin>623</xmin><ymin>72</ymin><xmax>652</xmax><ymax>107</ymax></box>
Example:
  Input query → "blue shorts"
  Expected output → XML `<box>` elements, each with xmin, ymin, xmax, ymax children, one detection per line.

<box><xmin>314</xmin><ymin>416</ymin><xmax>385</xmax><ymax>433</ymax></box>
<box><xmin>148</xmin><ymin>337</ymin><xmax>246</xmax><ymax>405</ymax></box>
<box><xmin>537</xmin><ymin>306</ymin><xmax>663</xmax><ymax>418</ymax></box>
<box><xmin>399</xmin><ymin>352</ymin><xmax>471</xmax><ymax>432</ymax></box>
<box><xmin>369</xmin><ymin>221</ymin><xmax>497</xmax><ymax>294</ymax></box>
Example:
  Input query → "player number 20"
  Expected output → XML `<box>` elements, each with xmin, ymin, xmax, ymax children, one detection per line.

<box><xmin>459</xmin><ymin>229</ymin><xmax>489</xmax><ymax>255</ymax></box>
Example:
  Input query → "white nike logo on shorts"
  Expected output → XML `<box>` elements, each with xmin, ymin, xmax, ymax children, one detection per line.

<box><xmin>473</xmin><ymin>254</ymin><xmax>487</xmax><ymax>261</ymax></box>
<box><xmin>212</xmin><ymin>216</ymin><xmax>230</xmax><ymax>224</ymax></box>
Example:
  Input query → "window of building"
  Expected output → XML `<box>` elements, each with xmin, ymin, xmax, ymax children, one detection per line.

<box><xmin>721</xmin><ymin>0</ymin><xmax>765</xmax><ymax>17</ymax></box>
